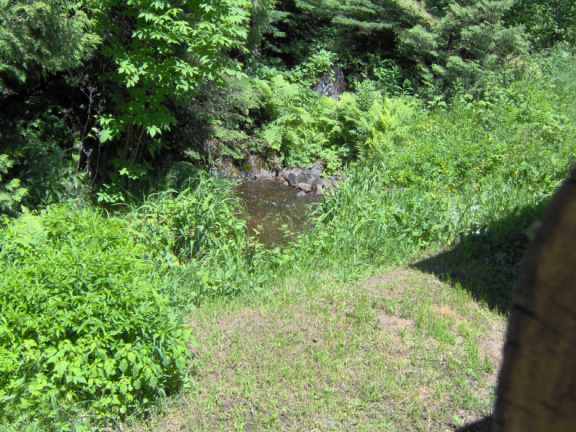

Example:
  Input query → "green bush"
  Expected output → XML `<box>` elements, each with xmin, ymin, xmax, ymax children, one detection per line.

<box><xmin>128</xmin><ymin>174</ymin><xmax>247</xmax><ymax>262</ymax></box>
<box><xmin>125</xmin><ymin>174</ymin><xmax>273</xmax><ymax>305</ymax></box>
<box><xmin>0</xmin><ymin>206</ymin><xmax>192</xmax><ymax>429</ymax></box>
<box><xmin>0</xmin><ymin>106</ymin><xmax>87</xmax><ymax>213</ymax></box>
<box><xmin>297</xmin><ymin>48</ymin><xmax>576</xmax><ymax>266</ymax></box>
<box><xmin>0</xmin><ymin>154</ymin><xmax>28</xmax><ymax>215</ymax></box>
<box><xmin>256</xmin><ymin>75</ymin><xmax>417</xmax><ymax>170</ymax></box>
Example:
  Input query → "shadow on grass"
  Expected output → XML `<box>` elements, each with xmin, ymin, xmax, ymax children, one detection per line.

<box><xmin>412</xmin><ymin>199</ymin><xmax>550</xmax><ymax>314</ymax></box>
<box><xmin>455</xmin><ymin>416</ymin><xmax>492</xmax><ymax>432</ymax></box>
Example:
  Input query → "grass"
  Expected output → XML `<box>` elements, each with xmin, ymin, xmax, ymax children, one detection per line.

<box><xmin>3</xmin><ymin>46</ymin><xmax>575</xmax><ymax>430</ymax></box>
<box><xmin>124</xmin><ymin>47</ymin><xmax>576</xmax><ymax>430</ymax></box>
<box><xmin>129</xmin><ymin>262</ymin><xmax>506</xmax><ymax>432</ymax></box>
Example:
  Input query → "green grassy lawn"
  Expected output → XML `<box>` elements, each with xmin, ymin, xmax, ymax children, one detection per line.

<box><xmin>130</xmin><ymin>254</ymin><xmax>508</xmax><ymax>432</ymax></box>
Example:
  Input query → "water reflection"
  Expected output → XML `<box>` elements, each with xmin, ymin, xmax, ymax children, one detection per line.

<box><xmin>235</xmin><ymin>179</ymin><xmax>322</xmax><ymax>247</ymax></box>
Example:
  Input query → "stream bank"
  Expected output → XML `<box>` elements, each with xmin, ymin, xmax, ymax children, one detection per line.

<box><xmin>213</xmin><ymin>155</ymin><xmax>338</xmax><ymax>247</ymax></box>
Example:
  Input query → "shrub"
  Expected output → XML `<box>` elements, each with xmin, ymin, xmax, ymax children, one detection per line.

<box><xmin>0</xmin><ymin>105</ymin><xmax>87</xmax><ymax>212</ymax></box>
<box><xmin>256</xmin><ymin>75</ymin><xmax>417</xmax><ymax>170</ymax></box>
<box><xmin>128</xmin><ymin>174</ymin><xmax>247</xmax><ymax>262</ymax></box>
<box><xmin>125</xmin><ymin>174</ymin><xmax>272</xmax><ymax>304</ymax></box>
<box><xmin>0</xmin><ymin>205</ymin><xmax>192</xmax><ymax>429</ymax></box>
<box><xmin>0</xmin><ymin>154</ymin><xmax>28</xmax><ymax>215</ymax></box>
<box><xmin>300</xmin><ymin>48</ymin><xmax>576</xmax><ymax>266</ymax></box>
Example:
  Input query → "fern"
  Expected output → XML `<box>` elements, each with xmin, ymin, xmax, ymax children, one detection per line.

<box><xmin>0</xmin><ymin>154</ymin><xmax>28</xmax><ymax>215</ymax></box>
<box><xmin>256</xmin><ymin>73</ymin><xmax>417</xmax><ymax>169</ymax></box>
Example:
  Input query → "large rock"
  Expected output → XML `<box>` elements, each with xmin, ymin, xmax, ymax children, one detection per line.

<box><xmin>282</xmin><ymin>168</ymin><xmax>304</xmax><ymax>187</ymax></box>
<box><xmin>314</xmin><ymin>66</ymin><xmax>346</xmax><ymax>100</ymax></box>
<box><xmin>241</xmin><ymin>155</ymin><xmax>278</xmax><ymax>180</ymax></box>
<box><xmin>215</xmin><ymin>157</ymin><xmax>241</xmax><ymax>179</ymax></box>
<box><xmin>281</xmin><ymin>166</ymin><xmax>325</xmax><ymax>189</ymax></box>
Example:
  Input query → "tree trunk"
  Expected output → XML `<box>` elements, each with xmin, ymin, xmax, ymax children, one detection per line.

<box><xmin>493</xmin><ymin>168</ymin><xmax>576</xmax><ymax>431</ymax></box>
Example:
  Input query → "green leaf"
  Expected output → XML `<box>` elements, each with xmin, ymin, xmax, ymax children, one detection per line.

<box><xmin>99</xmin><ymin>129</ymin><xmax>113</xmax><ymax>143</ymax></box>
<box><xmin>149</xmin><ymin>376</ymin><xmax>158</xmax><ymax>389</ymax></box>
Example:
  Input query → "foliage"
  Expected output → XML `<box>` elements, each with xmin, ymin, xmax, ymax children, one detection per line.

<box><xmin>0</xmin><ymin>104</ymin><xmax>88</xmax><ymax>212</ymax></box>
<box><xmin>261</xmin><ymin>0</ymin><xmax>532</xmax><ymax>99</ymax></box>
<box><xmin>256</xmin><ymin>75</ymin><xmax>417</xmax><ymax>169</ymax></box>
<box><xmin>123</xmin><ymin>172</ymin><xmax>273</xmax><ymax>310</ymax></box>
<box><xmin>0</xmin><ymin>205</ymin><xmax>192</xmax><ymax>429</ymax></box>
<box><xmin>92</xmin><ymin>0</ymin><xmax>251</xmax><ymax>176</ymax></box>
<box><xmin>0</xmin><ymin>154</ymin><xmax>27</xmax><ymax>215</ymax></box>
<box><xmin>0</xmin><ymin>0</ymin><xmax>99</xmax><ymax>90</ymax></box>
<box><xmin>285</xmin><ymin>48</ymin><xmax>338</xmax><ymax>87</ymax></box>
<box><xmin>301</xmin><ymin>47</ymin><xmax>576</xmax><ymax>265</ymax></box>
<box><xmin>127</xmin><ymin>174</ymin><xmax>247</xmax><ymax>262</ymax></box>
<box><xmin>246</xmin><ymin>0</ymin><xmax>288</xmax><ymax>52</ymax></box>
<box><xmin>505</xmin><ymin>0</ymin><xmax>576</xmax><ymax>48</ymax></box>
<box><xmin>1</xmin><ymin>2</ymin><xmax>576</xmax><ymax>428</ymax></box>
<box><xmin>397</xmin><ymin>0</ymin><xmax>530</xmax><ymax>97</ymax></box>
<box><xmin>179</xmin><ymin>76</ymin><xmax>269</xmax><ymax>162</ymax></box>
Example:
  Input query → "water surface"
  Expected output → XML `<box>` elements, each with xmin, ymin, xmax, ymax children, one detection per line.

<box><xmin>235</xmin><ymin>180</ymin><xmax>322</xmax><ymax>247</ymax></box>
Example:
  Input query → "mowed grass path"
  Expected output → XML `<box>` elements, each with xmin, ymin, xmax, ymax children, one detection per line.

<box><xmin>132</xmin><ymin>261</ymin><xmax>507</xmax><ymax>432</ymax></box>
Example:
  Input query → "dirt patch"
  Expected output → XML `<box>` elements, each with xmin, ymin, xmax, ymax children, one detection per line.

<box><xmin>480</xmin><ymin>323</ymin><xmax>507</xmax><ymax>388</ymax></box>
<box><xmin>361</xmin><ymin>268</ymin><xmax>416</xmax><ymax>293</ymax></box>
<box><xmin>433</xmin><ymin>304</ymin><xmax>464</xmax><ymax>325</ymax></box>
<box><xmin>377</xmin><ymin>312</ymin><xmax>414</xmax><ymax>331</ymax></box>
<box><xmin>216</xmin><ymin>311</ymin><xmax>268</xmax><ymax>332</ymax></box>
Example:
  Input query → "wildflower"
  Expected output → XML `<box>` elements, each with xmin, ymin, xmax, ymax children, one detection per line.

<box><xmin>399</xmin><ymin>188</ymin><xmax>404</xmax><ymax>191</ymax></box>
<box><xmin>400</xmin><ymin>152</ymin><xmax>405</xmax><ymax>155</ymax></box>
<box><xmin>445</xmin><ymin>185</ymin><xmax>448</xmax><ymax>188</ymax></box>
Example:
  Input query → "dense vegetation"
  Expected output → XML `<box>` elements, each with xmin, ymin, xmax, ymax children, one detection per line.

<box><xmin>0</xmin><ymin>0</ymin><xmax>574</xmax><ymax>429</ymax></box>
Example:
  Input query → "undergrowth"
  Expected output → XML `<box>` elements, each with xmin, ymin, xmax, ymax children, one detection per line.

<box><xmin>0</xmin><ymin>45</ymin><xmax>575</xmax><ymax>429</ymax></box>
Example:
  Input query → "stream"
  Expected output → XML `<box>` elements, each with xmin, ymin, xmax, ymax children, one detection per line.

<box><xmin>235</xmin><ymin>179</ymin><xmax>323</xmax><ymax>247</ymax></box>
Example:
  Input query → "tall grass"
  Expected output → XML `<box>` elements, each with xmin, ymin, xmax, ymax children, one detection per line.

<box><xmin>1</xmin><ymin>45</ymin><xmax>574</xmax><ymax>430</ymax></box>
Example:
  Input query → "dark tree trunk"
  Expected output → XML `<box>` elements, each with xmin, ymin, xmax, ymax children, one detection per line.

<box><xmin>494</xmin><ymin>167</ymin><xmax>576</xmax><ymax>431</ymax></box>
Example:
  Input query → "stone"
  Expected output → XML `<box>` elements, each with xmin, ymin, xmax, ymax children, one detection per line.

<box><xmin>314</xmin><ymin>66</ymin><xmax>346</xmax><ymax>100</ymax></box>
<box><xmin>308</xmin><ymin>176</ymin><xmax>325</xmax><ymax>186</ymax></box>
<box><xmin>282</xmin><ymin>168</ymin><xmax>304</xmax><ymax>186</ymax></box>
<box><xmin>255</xmin><ymin>169</ymin><xmax>274</xmax><ymax>180</ymax></box>
<box><xmin>315</xmin><ymin>184</ymin><xmax>323</xmax><ymax>196</ymax></box>
<box><xmin>296</xmin><ymin>191</ymin><xmax>307</xmax><ymax>198</ymax></box>
<box><xmin>297</xmin><ymin>182</ymin><xmax>312</xmax><ymax>192</ymax></box>
<box><xmin>243</xmin><ymin>154</ymin><xmax>270</xmax><ymax>179</ymax></box>
<box><xmin>216</xmin><ymin>157</ymin><xmax>241</xmax><ymax>179</ymax></box>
